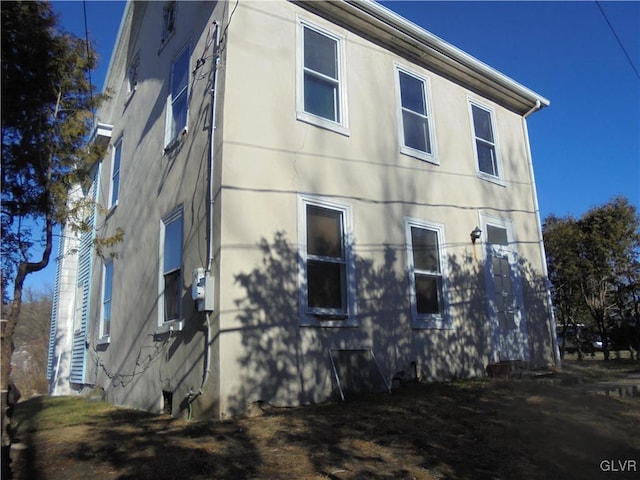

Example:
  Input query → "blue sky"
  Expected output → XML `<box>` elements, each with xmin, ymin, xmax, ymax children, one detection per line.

<box><xmin>26</xmin><ymin>0</ymin><xmax>639</xmax><ymax>292</ymax></box>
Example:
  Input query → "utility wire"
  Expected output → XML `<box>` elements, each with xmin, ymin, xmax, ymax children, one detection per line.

<box><xmin>220</xmin><ymin>0</ymin><xmax>239</xmax><ymax>48</ymax></box>
<box><xmin>595</xmin><ymin>1</ymin><xmax>640</xmax><ymax>81</ymax></box>
<box><xmin>82</xmin><ymin>0</ymin><xmax>96</xmax><ymax>123</ymax></box>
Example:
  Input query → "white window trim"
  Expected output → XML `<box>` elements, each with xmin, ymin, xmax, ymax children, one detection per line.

<box><xmin>157</xmin><ymin>208</ymin><xmax>184</xmax><ymax>333</ymax></box>
<box><xmin>98</xmin><ymin>259</ymin><xmax>113</xmax><ymax>344</ymax></box>
<box><xmin>298</xmin><ymin>194</ymin><xmax>357</xmax><ymax>327</ymax></box>
<box><xmin>164</xmin><ymin>44</ymin><xmax>190</xmax><ymax>150</ymax></box>
<box><xmin>467</xmin><ymin>98</ymin><xmax>505</xmax><ymax>186</ymax></box>
<box><xmin>404</xmin><ymin>217</ymin><xmax>451</xmax><ymax>329</ymax></box>
<box><xmin>395</xmin><ymin>64</ymin><xmax>438</xmax><ymax>164</ymax></box>
<box><xmin>478</xmin><ymin>212</ymin><xmax>530</xmax><ymax>360</ymax></box>
<box><xmin>478</xmin><ymin>211</ymin><xmax>516</xmax><ymax>254</ymax></box>
<box><xmin>295</xmin><ymin>17</ymin><xmax>350</xmax><ymax>137</ymax></box>
<box><xmin>108</xmin><ymin>138</ymin><xmax>122</xmax><ymax>210</ymax></box>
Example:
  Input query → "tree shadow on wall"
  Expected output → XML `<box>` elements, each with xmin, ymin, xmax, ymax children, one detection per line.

<box><xmin>227</xmin><ymin>233</ymin><xmax>414</xmax><ymax>409</ymax></box>
<box><xmin>228</xmin><ymin>232</ymin><xmax>554</xmax><ymax>414</ymax></box>
<box><xmin>518</xmin><ymin>255</ymin><xmax>556</xmax><ymax>364</ymax></box>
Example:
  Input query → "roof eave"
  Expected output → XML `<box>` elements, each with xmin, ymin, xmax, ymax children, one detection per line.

<box><xmin>295</xmin><ymin>0</ymin><xmax>550</xmax><ymax>116</ymax></box>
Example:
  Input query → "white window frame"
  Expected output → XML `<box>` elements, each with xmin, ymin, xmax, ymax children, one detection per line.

<box><xmin>405</xmin><ymin>218</ymin><xmax>451</xmax><ymax>329</ymax></box>
<box><xmin>468</xmin><ymin>98</ymin><xmax>504</xmax><ymax>185</ymax></box>
<box><xmin>157</xmin><ymin>208</ymin><xmax>184</xmax><ymax>332</ymax></box>
<box><xmin>296</xmin><ymin>17</ymin><xmax>349</xmax><ymax>136</ymax></box>
<box><xmin>98</xmin><ymin>260</ymin><xmax>113</xmax><ymax>344</ymax></box>
<box><xmin>298</xmin><ymin>194</ymin><xmax>356</xmax><ymax>327</ymax></box>
<box><xmin>108</xmin><ymin>138</ymin><xmax>122</xmax><ymax>210</ymax></box>
<box><xmin>164</xmin><ymin>45</ymin><xmax>190</xmax><ymax>149</ymax></box>
<box><xmin>395</xmin><ymin>65</ymin><xmax>438</xmax><ymax>164</ymax></box>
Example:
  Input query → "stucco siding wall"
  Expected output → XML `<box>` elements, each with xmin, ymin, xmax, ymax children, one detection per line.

<box><xmin>215</xmin><ymin>1</ymin><xmax>551</xmax><ymax>414</ymax></box>
<box><xmin>79</xmin><ymin>0</ymin><xmax>552</xmax><ymax>419</ymax></box>
<box><xmin>86</xmin><ymin>1</ymin><xmax>227</xmax><ymax>417</ymax></box>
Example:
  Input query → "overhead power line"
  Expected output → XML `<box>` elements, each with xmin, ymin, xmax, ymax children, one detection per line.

<box><xmin>82</xmin><ymin>0</ymin><xmax>96</xmax><ymax>123</ymax></box>
<box><xmin>595</xmin><ymin>1</ymin><xmax>640</xmax><ymax>81</ymax></box>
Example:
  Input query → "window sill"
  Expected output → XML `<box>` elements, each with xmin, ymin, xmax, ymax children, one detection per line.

<box><xmin>296</xmin><ymin>111</ymin><xmax>350</xmax><ymax>137</ymax></box>
<box><xmin>157</xmin><ymin>32</ymin><xmax>175</xmax><ymax>55</ymax></box>
<box><xmin>96</xmin><ymin>335</ymin><xmax>110</xmax><ymax>346</ymax></box>
<box><xmin>412</xmin><ymin>317</ymin><xmax>453</xmax><ymax>330</ymax></box>
<box><xmin>312</xmin><ymin>313</ymin><xmax>348</xmax><ymax>320</ymax></box>
<box><xmin>107</xmin><ymin>202</ymin><xmax>118</xmax><ymax>217</ymax></box>
<box><xmin>400</xmin><ymin>146</ymin><xmax>439</xmax><ymax>165</ymax></box>
<box><xmin>155</xmin><ymin>320</ymin><xmax>183</xmax><ymax>335</ymax></box>
<box><xmin>477</xmin><ymin>172</ymin><xmax>506</xmax><ymax>187</ymax></box>
<box><xmin>164</xmin><ymin>127</ymin><xmax>188</xmax><ymax>154</ymax></box>
<box><xmin>300</xmin><ymin>313</ymin><xmax>357</xmax><ymax>328</ymax></box>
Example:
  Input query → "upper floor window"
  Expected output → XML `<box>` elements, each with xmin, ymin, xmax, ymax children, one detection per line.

<box><xmin>127</xmin><ymin>55</ymin><xmax>139</xmax><ymax>96</ymax></box>
<box><xmin>165</xmin><ymin>46</ymin><xmax>189</xmax><ymax>147</ymax></box>
<box><xmin>397</xmin><ymin>68</ymin><xmax>436</xmax><ymax>162</ymax></box>
<box><xmin>109</xmin><ymin>139</ymin><xmax>122</xmax><ymax>209</ymax></box>
<box><xmin>297</xmin><ymin>20</ymin><xmax>348</xmax><ymax>136</ymax></box>
<box><xmin>470</xmin><ymin>101</ymin><xmax>501</xmax><ymax>179</ymax></box>
<box><xmin>159</xmin><ymin>209</ymin><xmax>183</xmax><ymax>325</ymax></box>
<box><xmin>100</xmin><ymin>260</ymin><xmax>113</xmax><ymax>340</ymax></box>
<box><xmin>298</xmin><ymin>195</ymin><xmax>356</xmax><ymax>326</ymax></box>
<box><xmin>161</xmin><ymin>1</ymin><xmax>176</xmax><ymax>44</ymax></box>
<box><xmin>405</xmin><ymin>219</ymin><xmax>450</xmax><ymax>329</ymax></box>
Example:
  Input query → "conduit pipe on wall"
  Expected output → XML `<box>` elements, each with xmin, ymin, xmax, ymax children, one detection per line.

<box><xmin>195</xmin><ymin>20</ymin><xmax>221</xmax><ymax>399</ymax></box>
<box><xmin>207</xmin><ymin>21</ymin><xmax>220</xmax><ymax>275</ymax></box>
<box><xmin>521</xmin><ymin>100</ymin><xmax>561</xmax><ymax>366</ymax></box>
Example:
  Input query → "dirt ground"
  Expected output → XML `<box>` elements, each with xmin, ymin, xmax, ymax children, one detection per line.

<box><xmin>8</xmin><ymin>358</ymin><xmax>640</xmax><ymax>480</ymax></box>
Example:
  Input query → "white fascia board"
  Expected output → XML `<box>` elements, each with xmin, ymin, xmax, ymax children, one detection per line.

<box><xmin>102</xmin><ymin>0</ymin><xmax>133</xmax><ymax>96</ymax></box>
<box><xmin>354</xmin><ymin>0</ymin><xmax>549</xmax><ymax>106</ymax></box>
<box><xmin>297</xmin><ymin>0</ymin><xmax>550</xmax><ymax>115</ymax></box>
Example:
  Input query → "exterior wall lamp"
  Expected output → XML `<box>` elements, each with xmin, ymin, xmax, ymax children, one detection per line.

<box><xmin>470</xmin><ymin>226</ymin><xmax>482</xmax><ymax>244</ymax></box>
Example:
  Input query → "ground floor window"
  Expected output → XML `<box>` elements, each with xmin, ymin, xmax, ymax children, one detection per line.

<box><xmin>298</xmin><ymin>195</ymin><xmax>355</xmax><ymax>326</ymax></box>
<box><xmin>405</xmin><ymin>218</ymin><xmax>450</xmax><ymax>329</ymax></box>
<box><xmin>159</xmin><ymin>209</ymin><xmax>183</xmax><ymax>325</ymax></box>
<box><xmin>100</xmin><ymin>260</ymin><xmax>113</xmax><ymax>339</ymax></box>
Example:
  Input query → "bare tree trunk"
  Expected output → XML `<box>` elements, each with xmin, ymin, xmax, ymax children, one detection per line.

<box><xmin>595</xmin><ymin>318</ymin><xmax>611</xmax><ymax>361</ymax></box>
<box><xmin>582</xmin><ymin>277</ymin><xmax>611</xmax><ymax>361</ymax></box>
<box><xmin>559</xmin><ymin>323</ymin><xmax>567</xmax><ymax>360</ymax></box>
<box><xmin>1</xmin><ymin>210</ymin><xmax>53</xmax><ymax>478</ymax></box>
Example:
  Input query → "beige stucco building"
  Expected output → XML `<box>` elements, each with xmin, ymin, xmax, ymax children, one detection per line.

<box><xmin>48</xmin><ymin>0</ymin><xmax>559</xmax><ymax>419</ymax></box>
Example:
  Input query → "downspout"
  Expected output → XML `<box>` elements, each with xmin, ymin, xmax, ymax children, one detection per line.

<box><xmin>522</xmin><ymin>100</ymin><xmax>561</xmax><ymax>366</ymax></box>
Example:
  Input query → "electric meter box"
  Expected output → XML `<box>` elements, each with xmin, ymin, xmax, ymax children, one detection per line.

<box><xmin>192</xmin><ymin>268</ymin><xmax>215</xmax><ymax>312</ymax></box>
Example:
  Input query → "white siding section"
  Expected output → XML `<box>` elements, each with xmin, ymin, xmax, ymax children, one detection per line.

<box><xmin>69</xmin><ymin>171</ymin><xmax>99</xmax><ymax>385</ymax></box>
<box><xmin>48</xmin><ymin>185</ymin><xmax>82</xmax><ymax>395</ymax></box>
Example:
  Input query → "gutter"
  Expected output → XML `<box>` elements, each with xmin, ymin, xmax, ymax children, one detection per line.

<box><xmin>297</xmin><ymin>0</ymin><xmax>549</xmax><ymax>114</ymax></box>
<box><xmin>355</xmin><ymin>0</ymin><xmax>549</xmax><ymax>108</ymax></box>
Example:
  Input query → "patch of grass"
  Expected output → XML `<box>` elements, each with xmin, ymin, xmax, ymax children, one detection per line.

<box><xmin>11</xmin><ymin>395</ymin><xmax>122</xmax><ymax>433</ymax></box>
<box><xmin>9</xmin><ymin>359</ymin><xmax>640</xmax><ymax>480</ymax></box>
<box><xmin>558</xmin><ymin>355</ymin><xmax>640</xmax><ymax>382</ymax></box>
